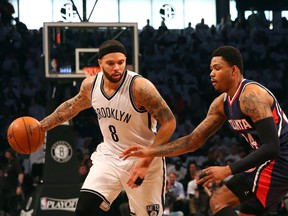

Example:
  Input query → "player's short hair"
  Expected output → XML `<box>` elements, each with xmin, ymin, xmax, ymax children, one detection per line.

<box><xmin>212</xmin><ymin>46</ymin><xmax>244</xmax><ymax>74</ymax></box>
<box><xmin>98</xmin><ymin>40</ymin><xmax>126</xmax><ymax>59</ymax></box>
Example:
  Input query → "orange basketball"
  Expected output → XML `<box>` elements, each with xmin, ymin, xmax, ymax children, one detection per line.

<box><xmin>7</xmin><ymin>116</ymin><xmax>45</xmax><ymax>154</ymax></box>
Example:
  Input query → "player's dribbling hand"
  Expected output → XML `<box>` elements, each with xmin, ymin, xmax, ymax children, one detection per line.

<box><xmin>127</xmin><ymin>159</ymin><xmax>149</xmax><ymax>189</ymax></box>
<box><xmin>120</xmin><ymin>145</ymin><xmax>147</xmax><ymax>160</ymax></box>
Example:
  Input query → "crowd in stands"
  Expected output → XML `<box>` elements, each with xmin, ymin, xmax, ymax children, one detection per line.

<box><xmin>1</xmin><ymin>1</ymin><xmax>288</xmax><ymax>214</ymax></box>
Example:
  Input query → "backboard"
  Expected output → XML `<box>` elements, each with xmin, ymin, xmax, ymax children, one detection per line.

<box><xmin>43</xmin><ymin>22</ymin><xmax>139</xmax><ymax>79</ymax></box>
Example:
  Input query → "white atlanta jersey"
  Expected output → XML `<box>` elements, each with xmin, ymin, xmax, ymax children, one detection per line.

<box><xmin>82</xmin><ymin>70</ymin><xmax>166</xmax><ymax>215</ymax></box>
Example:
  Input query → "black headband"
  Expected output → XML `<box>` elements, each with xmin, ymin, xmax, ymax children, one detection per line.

<box><xmin>98</xmin><ymin>45</ymin><xmax>126</xmax><ymax>59</ymax></box>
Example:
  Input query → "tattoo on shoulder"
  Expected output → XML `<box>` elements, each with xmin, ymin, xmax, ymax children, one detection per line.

<box><xmin>241</xmin><ymin>91</ymin><xmax>270</xmax><ymax>121</ymax></box>
<box><xmin>136</xmin><ymin>82</ymin><xmax>173</xmax><ymax>122</ymax></box>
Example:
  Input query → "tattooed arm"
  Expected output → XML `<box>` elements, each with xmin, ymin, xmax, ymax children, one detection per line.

<box><xmin>40</xmin><ymin>76</ymin><xmax>95</xmax><ymax>132</ymax></box>
<box><xmin>121</xmin><ymin>93</ymin><xmax>226</xmax><ymax>159</ymax></box>
<box><xmin>229</xmin><ymin>84</ymin><xmax>280</xmax><ymax>174</ymax></box>
<box><xmin>240</xmin><ymin>84</ymin><xmax>273</xmax><ymax>122</ymax></box>
<box><xmin>125</xmin><ymin>77</ymin><xmax>177</xmax><ymax>188</ymax></box>
<box><xmin>133</xmin><ymin>77</ymin><xmax>176</xmax><ymax>148</ymax></box>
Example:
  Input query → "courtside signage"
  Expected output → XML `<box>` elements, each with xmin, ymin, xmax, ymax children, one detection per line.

<box><xmin>40</xmin><ymin>197</ymin><xmax>78</xmax><ymax>211</ymax></box>
<box><xmin>51</xmin><ymin>140</ymin><xmax>73</xmax><ymax>163</ymax></box>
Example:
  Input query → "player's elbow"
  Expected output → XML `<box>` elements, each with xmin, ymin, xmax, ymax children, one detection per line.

<box><xmin>255</xmin><ymin>117</ymin><xmax>280</xmax><ymax>160</ymax></box>
<box><xmin>170</xmin><ymin>117</ymin><xmax>177</xmax><ymax>131</ymax></box>
<box><xmin>262</xmin><ymin>141</ymin><xmax>280</xmax><ymax>160</ymax></box>
<box><xmin>166</xmin><ymin>117</ymin><xmax>177</xmax><ymax>134</ymax></box>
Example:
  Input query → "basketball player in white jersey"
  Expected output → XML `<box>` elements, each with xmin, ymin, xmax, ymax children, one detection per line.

<box><xmin>40</xmin><ymin>39</ymin><xmax>176</xmax><ymax>215</ymax></box>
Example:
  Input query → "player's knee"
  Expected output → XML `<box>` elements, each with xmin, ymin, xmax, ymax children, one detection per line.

<box><xmin>75</xmin><ymin>191</ymin><xmax>105</xmax><ymax>216</ymax></box>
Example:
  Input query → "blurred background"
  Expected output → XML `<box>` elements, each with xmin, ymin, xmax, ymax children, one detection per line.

<box><xmin>1</xmin><ymin>0</ymin><xmax>288</xmax><ymax>215</ymax></box>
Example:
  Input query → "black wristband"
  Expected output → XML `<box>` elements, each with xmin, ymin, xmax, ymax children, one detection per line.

<box><xmin>134</xmin><ymin>177</ymin><xmax>144</xmax><ymax>186</ymax></box>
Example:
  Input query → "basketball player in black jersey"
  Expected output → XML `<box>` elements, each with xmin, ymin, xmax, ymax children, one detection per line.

<box><xmin>121</xmin><ymin>46</ymin><xmax>288</xmax><ymax>216</ymax></box>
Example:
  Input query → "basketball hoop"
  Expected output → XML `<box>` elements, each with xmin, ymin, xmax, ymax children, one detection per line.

<box><xmin>83</xmin><ymin>66</ymin><xmax>101</xmax><ymax>76</ymax></box>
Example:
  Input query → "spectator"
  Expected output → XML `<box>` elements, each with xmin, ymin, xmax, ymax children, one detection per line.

<box><xmin>194</xmin><ymin>183</ymin><xmax>210</xmax><ymax>216</ymax></box>
<box><xmin>167</xmin><ymin>160</ymin><xmax>187</xmax><ymax>182</ymax></box>
<box><xmin>224</xmin><ymin>143</ymin><xmax>242</xmax><ymax>162</ymax></box>
<box><xmin>29</xmin><ymin>145</ymin><xmax>45</xmax><ymax>185</ymax></box>
<box><xmin>141</xmin><ymin>19</ymin><xmax>155</xmax><ymax>36</ymax></box>
<box><xmin>156</xmin><ymin>20</ymin><xmax>169</xmax><ymax>38</ymax></box>
<box><xmin>167</xmin><ymin>171</ymin><xmax>190</xmax><ymax>215</ymax></box>
<box><xmin>14</xmin><ymin>17</ymin><xmax>28</xmax><ymax>37</ymax></box>
<box><xmin>139</xmin><ymin>19</ymin><xmax>156</xmax><ymax>56</ymax></box>
<box><xmin>184</xmin><ymin>22</ymin><xmax>195</xmax><ymax>36</ymax></box>
<box><xmin>168</xmin><ymin>171</ymin><xmax>185</xmax><ymax>200</ymax></box>
<box><xmin>164</xmin><ymin>178</ymin><xmax>184</xmax><ymax>216</ymax></box>
<box><xmin>28</xmin><ymin>97</ymin><xmax>46</xmax><ymax>121</ymax></box>
<box><xmin>195</xmin><ymin>18</ymin><xmax>209</xmax><ymax>31</ymax></box>
<box><xmin>187</xmin><ymin>170</ymin><xmax>202</xmax><ymax>216</ymax></box>
<box><xmin>78</xmin><ymin>163</ymin><xmax>89</xmax><ymax>183</ymax></box>
<box><xmin>0</xmin><ymin>148</ymin><xmax>24</xmax><ymax>216</ymax></box>
<box><xmin>0</xmin><ymin>0</ymin><xmax>15</xmax><ymax>25</ymax></box>
<box><xmin>181</xmin><ymin>160</ymin><xmax>198</xmax><ymax>191</ymax></box>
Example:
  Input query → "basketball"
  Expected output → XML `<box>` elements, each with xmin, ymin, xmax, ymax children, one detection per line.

<box><xmin>7</xmin><ymin>116</ymin><xmax>45</xmax><ymax>154</ymax></box>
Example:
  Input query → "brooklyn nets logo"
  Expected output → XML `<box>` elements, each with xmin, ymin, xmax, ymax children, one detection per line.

<box><xmin>60</xmin><ymin>3</ymin><xmax>77</xmax><ymax>21</ymax></box>
<box><xmin>146</xmin><ymin>204</ymin><xmax>160</xmax><ymax>216</ymax></box>
<box><xmin>51</xmin><ymin>140</ymin><xmax>73</xmax><ymax>163</ymax></box>
<box><xmin>159</xmin><ymin>4</ymin><xmax>175</xmax><ymax>21</ymax></box>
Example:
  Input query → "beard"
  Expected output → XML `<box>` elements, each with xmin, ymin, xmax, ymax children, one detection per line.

<box><xmin>103</xmin><ymin>68</ymin><xmax>124</xmax><ymax>83</ymax></box>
